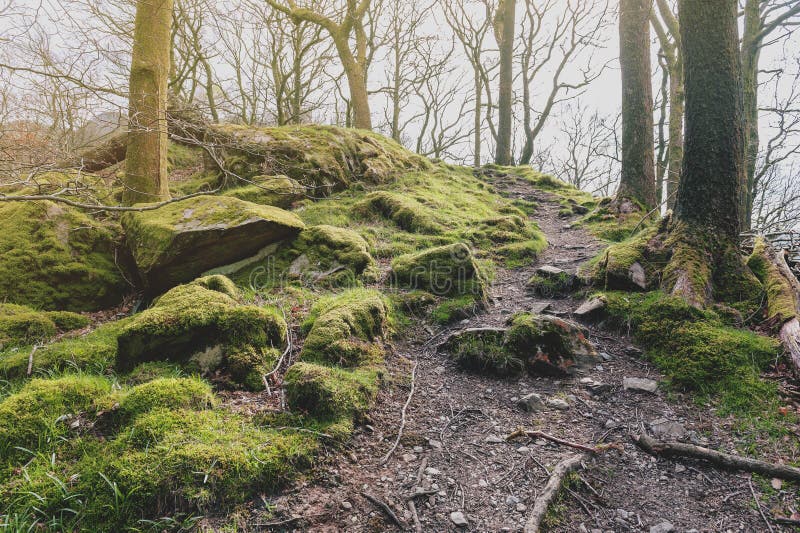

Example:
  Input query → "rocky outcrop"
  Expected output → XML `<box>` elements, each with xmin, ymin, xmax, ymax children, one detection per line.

<box><xmin>122</xmin><ymin>195</ymin><xmax>305</xmax><ymax>293</ymax></box>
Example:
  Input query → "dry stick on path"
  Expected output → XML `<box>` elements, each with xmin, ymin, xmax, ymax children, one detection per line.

<box><xmin>360</xmin><ymin>491</ymin><xmax>406</xmax><ymax>529</ymax></box>
<box><xmin>633</xmin><ymin>434</ymin><xmax>800</xmax><ymax>481</ymax></box>
<box><xmin>379</xmin><ymin>359</ymin><xmax>418</xmax><ymax>465</ymax></box>
<box><xmin>506</xmin><ymin>427</ymin><xmax>616</xmax><ymax>454</ymax></box>
<box><xmin>524</xmin><ymin>453</ymin><xmax>587</xmax><ymax>533</ymax></box>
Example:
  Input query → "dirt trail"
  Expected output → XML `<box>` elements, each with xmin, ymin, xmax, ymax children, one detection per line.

<box><xmin>263</xmin><ymin>173</ymin><xmax>781</xmax><ymax>532</ymax></box>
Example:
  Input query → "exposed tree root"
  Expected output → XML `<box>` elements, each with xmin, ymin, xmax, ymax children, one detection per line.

<box><xmin>524</xmin><ymin>453</ymin><xmax>587</xmax><ymax>533</ymax></box>
<box><xmin>633</xmin><ymin>434</ymin><xmax>800</xmax><ymax>481</ymax></box>
<box><xmin>506</xmin><ymin>428</ymin><xmax>618</xmax><ymax>454</ymax></box>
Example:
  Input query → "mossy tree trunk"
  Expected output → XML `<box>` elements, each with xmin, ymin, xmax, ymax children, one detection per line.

<box><xmin>741</xmin><ymin>0</ymin><xmax>761</xmax><ymax>230</ymax></box>
<box><xmin>617</xmin><ymin>0</ymin><xmax>656</xmax><ymax>210</ymax></box>
<box><xmin>494</xmin><ymin>0</ymin><xmax>516</xmax><ymax>166</ymax></box>
<box><xmin>124</xmin><ymin>0</ymin><xmax>173</xmax><ymax>206</ymax></box>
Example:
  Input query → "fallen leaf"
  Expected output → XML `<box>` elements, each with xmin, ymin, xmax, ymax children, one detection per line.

<box><xmin>771</xmin><ymin>478</ymin><xmax>783</xmax><ymax>490</ymax></box>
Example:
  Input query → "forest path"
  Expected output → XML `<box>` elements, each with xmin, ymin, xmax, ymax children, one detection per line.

<box><xmin>263</xmin><ymin>173</ymin><xmax>774</xmax><ymax>532</ymax></box>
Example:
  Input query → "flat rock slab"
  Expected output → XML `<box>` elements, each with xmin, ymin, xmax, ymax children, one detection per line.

<box><xmin>623</xmin><ymin>377</ymin><xmax>659</xmax><ymax>393</ymax></box>
<box><xmin>122</xmin><ymin>195</ymin><xmax>305</xmax><ymax>293</ymax></box>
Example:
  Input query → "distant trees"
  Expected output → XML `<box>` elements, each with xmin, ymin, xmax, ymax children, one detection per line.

<box><xmin>616</xmin><ymin>0</ymin><xmax>656</xmax><ymax>210</ymax></box>
<box><xmin>124</xmin><ymin>0</ymin><xmax>173</xmax><ymax>206</ymax></box>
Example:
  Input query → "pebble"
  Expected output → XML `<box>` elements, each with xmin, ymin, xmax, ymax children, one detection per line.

<box><xmin>341</xmin><ymin>501</ymin><xmax>352</xmax><ymax>510</ymax></box>
<box><xmin>413</xmin><ymin>446</ymin><xmax>423</xmax><ymax>453</ymax></box>
<box><xmin>516</xmin><ymin>446</ymin><xmax>531</xmax><ymax>453</ymax></box>
<box><xmin>515</xmin><ymin>503</ymin><xmax>527</xmax><ymax>512</ymax></box>
<box><xmin>623</xmin><ymin>377</ymin><xmax>659</xmax><ymax>393</ymax></box>
<box><xmin>478</xmin><ymin>479</ymin><xmax>488</xmax><ymax>487</ymax></box>
<box><xmin>650</xmin><ymin>418</ymin><xmax>687</xmax><ymax>439</ymax></box>
<box><xmin>649</xmin><ymin>522</ymin><xmax>674</xmax><ymax>533</ymax></box>
<box><xmin>505</xmin><ymin>495</ymin><xmax>520</xmax><ymax>506</ymax></box>
<box><xmin>402</xmin><ymin>453</ymin><xmax>416</xmax><ymax>462</ymax></box>
<box><xmin>424</xmin><ymin>467</ymin><xmax>441</xmax><ymax>476</ymax></box>
<box><xmin>675</xmin><ymin>464</ymin><xmax>687</xmax><ymax>473</ymax></box>
<box><xmin>429</xmin><ymin>439</ymin><xmax>442</xmax><ymax>449</ymax></box>
<box><xmin>547</xmin><ymin>398</ymin><xmax>570</xmax><ymax>410</ymax></box>
<box><xmin>517</xmin><ymin>392</ymin><xmax>546</xmax><ymax>412</ymax></box>
<box><xmin>485</xmin><ymin>435</ymin><xmax>504</xmax><ymax>444</ymax></box>
<box><xmin>600</xmin><ymin>351</ymin><xmax>614</xmax><ymax>361</ymax></box>
<box><xmin>450</xmin><ymin>511</ymin><xmax>469</xmax><ymax>527</ymax></box>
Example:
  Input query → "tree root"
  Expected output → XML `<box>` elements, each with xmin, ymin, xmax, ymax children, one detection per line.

<box><xmin>524</xmin><ymin>453</ymin><xmax>587</xmax><ymax>533</ymax></box>
<box><xmin>633</xmin><ymin>434</ymin><xmax>800</xmax><ymax>481</ymax></box>
<box><xmin>506</xmin><ymin>428</ymin><xmax>619</xmax><ymax>454</ymax></box>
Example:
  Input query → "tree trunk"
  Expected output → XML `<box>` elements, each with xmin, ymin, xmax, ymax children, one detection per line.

<box><xmin>675</xmin><ymin>0</ymin><xmax>743</xmax><ymax>241</ymax></box>
<box><xmin>334</xmin><ymin>37</ymin><xmax>372</xmax><ymax>131</ymax></box>
<box><xmin>740</xmin><ymin>0</ymin><xmax>761</xmax><ymax>230</ymax></box>
<box><xmin>617</xmin><ymin>0</ymin><xmax>656</xmax><ymax>210</ymax></box>
<box><xmin>124</xmin><ymin>0</ymin><xmax>173</xmax><ymax>206</ymax></box>
<box><xmin>494</xmin><ymin>0</ymin><xmax>516</xmax><ymax>166</ymax></box>
<box><xmin>665</xmin><ymin>60</ymin><xmax>684</xmax><ymax>208</ymax></box>
<box><xmin>473</xmin><ymin>70</ymin><xmax>482</xmax><ymax>167</ymax></box>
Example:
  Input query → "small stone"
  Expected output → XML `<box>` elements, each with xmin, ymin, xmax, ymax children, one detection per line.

<box><xmin>485</xmin><ymin>435</ymin><xmax>504</xmax><ymax>444</ymax></box>
<box><xmin>478</xmin><ymin>479</ymin><xmax>488</xmax><ymax>487</ymax></box>
<box><xmin>429</xmin><ymin>439</ymin><xmax>442</xmax><ymax>449</ymax></box>
<box><xmin>650</xmin><ymin>419</ymin><xmax>686</xmax><ymax>439</ymax></box>
<box><xmin>623</xmin><ymin>377</ymin><xmax>658</xmax><ymax>393</ymax></box>
<box><xmin>517</xmin><ymin>392</ymin><xmax>546</xmax><ymax>412</ymax></box>
<box><xmin>516</xmin><ymin>503</ymin><xmax>527</xmax><ymax>512</ymax></box>
<box><xmin>517</xmin><ymin>446</ymin><xmax>531</xmax><ymax>453</ymax></box>
<box><xmin>629</xmin><ymin>262</ymin><xmax>647</xmax><ymax>289</ymax></box>
<box><xmin>649</xmin><ymin>521</ymin><xmax>674</xmax><ymax>533</ymax></box>
<box><xmin>675</xmin><ymin>464</ymin><xmax>687</xmax><ymax>473</ymax></box>
<box><xmin>616</xmin><ymin>509</ymin><xmax>630</xmax><ymax>520</ymax></box>
<box><xmin>605</xmin><ymin>419</ymin><xmax>617</xmax><ymax>429</ymax></box>
<box><xmin>537</xmin><ymin>265</ymin><xmax>566</xmax><ymax>277</ymax></box>
<box><xmin>341</xmin><ymin>501</ymin><xmax>353</xmax><ymax>510</ymax></box>
<box><xmin>547</xmin><ymin>398</ymin><xmax>570</xmax><ymax>410</ymax></box>
<box><xmin>424</xmin><ymin>467</ymin><xmax>441</xmax><ymax>476</ymax></box>
<box><xmin>578</xmin><ymin>525</ymin><xmax>589</xmax><ymax>533</ymax></box>
<box><xmin>450</xmin><ymin>511</ymin><xmax>468</xmax><ymax>527</ymax></box>
<box><xmin>402</xmin><ymin>453</ymin><xmax>416</xmax><ymax>462</ymax></box>
<box><xmin>600</xmin><ymin>351</ymin><xmax>614</xmax><ymax>361</ymax></box>
<box><xmin>505</xmin><ymin>495</ymin><xmax>520</xmax><ymax>506</ymax></box>
<box><xmin>413</xmin><ymin>446</ymin><xmax>423</xmax><ymax>453</ymax></box>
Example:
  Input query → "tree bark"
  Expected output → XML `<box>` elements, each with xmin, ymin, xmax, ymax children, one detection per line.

<box><xmin>617</xmin><ymin>0</ymin><xmax>656</xmax><ymax>209</ymax></box>
<box><xmin>675</xmin><ymin>0</ymin><xmax>743</xmax><ymax>241</ymax></box>
<box><xmin>741</xmin><ymin>0</ymin><xmax>762</xmax><ymax>230</ymax></box>
<box><xmin>494</xmin><ymin>0</ymin><xmax>516</xmax><ymax>166</ymax></box>
<box><xmin>124</xmin><ymin>0</ymin><xmax>173</xmax><ymax>206</ymax></box>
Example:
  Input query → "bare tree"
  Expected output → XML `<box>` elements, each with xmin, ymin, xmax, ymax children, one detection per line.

<box><xmin>494</xmin><ymin>0</ymin><xmax>516</xmax><ymax>165</ymax></box>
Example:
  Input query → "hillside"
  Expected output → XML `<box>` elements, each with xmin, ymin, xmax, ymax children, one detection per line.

<box><xmin>0</xmin><ymin>127</ymin><xmax>798</xmax><ymax>532</ymax></box>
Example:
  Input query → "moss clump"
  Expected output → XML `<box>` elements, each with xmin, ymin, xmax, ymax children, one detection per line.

<box><xmin>227</xmin><ymin>346</ymin><xmax>280</xmax><ymax>391</ymax></box>
<box><xmin>0</xmin><ymin>375</ymin><xmax>111</xmax><ymax>460</ymax></box>
<box><xmin>301</xmin><ymin>289</ymin><xmax>389</xmax><ymax>367</ymax></box>
<box><xmin>118</xmin><ymin>377</ymin><xmax>216</xmax><ymax>418</ymax></box>
<box><xmin>224</xmin><ymin>175</ymin><xmax>306</xmax><ymax>208</ymax></box>
<box><xmin>354</xmin><ymin>191</ymin><xmax>442</xmax><ymax>234</ymax></box>
<box><xmin>581</xmin><ymin>225</ymin><xmax>666</xmax><ymax>291</ymax></box>
<box><xmin>0</xmin><ymin>304</ymin><xmax>91</xmax><ymax>349</ymax></box>
<box><xmin>600</xmin><ymin>291</ymin><xmax>781</xmax><ymax>413</ymax></box>
<box><xmin>290</xmin><ymin>225</ymin><xmax>376</xmax><ymax>281</ymax></box>
<box><xmin>191</xmin><ymin>273</ymin><xmax>241</xmax><ymax>299</ymax></box>
<box><xmin>0</xmin><ymin>201</ymin><xmax>126</xmax><ymax>312</ymax></box>
<box><xmin>576</xmin><ymin>197</ymin><xmax>651</xmax><ymax>242</ymax></box>
<box><xmin>284</xmin><ymin>362</ymin><xmax>382</xmax><ymax>419</ymax></box>
<box><xmin>505</xmin><ymin>313</ymin><xmax>596</xmax><ymax>376</ymax></box>
<box><xmin>447</xmin><ymin>329</ymin><xmax>524</xmax><ymax>377</ymax></box>
<box><xmin>747</xmin><ymin>238</ymin><xmax>797</xmax><ymax>324</ymax></box>
<box><xmin>45</xmin><ymin>311</ymin><xmax>91</xmax><ymax>332</ymax></box>
<box><xmin>116</xmin><ymin>279</ymin><xmax>286</xmax><ymax>381</ymax></box>
<box><xmin>431</xmin><ymin>295</ymin><xmax>482</xmax><ymax>324</ymax></box>
<box><xmin>0</xmin><ymin>318</ymin><xmax>129</xmax><ymax>379</ymax></box>
<box><xmin>391</xmin><ymin>243</ymin><xmax>489</xmax><ymax>300</ymax></box>
<box><xmin>124</xmin><ymin>361</ymin><xmax>182</xmax><ymax>385</ymax></box>
<box><xmin>527</xmin><ymin>272</ymin><xmax>576</xmax><ymax>298</ymax></box>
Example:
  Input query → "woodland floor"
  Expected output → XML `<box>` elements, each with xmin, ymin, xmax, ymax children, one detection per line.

<box><xmin>235</xmin><ymin>173</ymin><xmax>799</xmax><ymax>532</ymax></box>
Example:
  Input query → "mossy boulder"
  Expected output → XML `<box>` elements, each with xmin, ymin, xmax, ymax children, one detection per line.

<box><xmin>354</xmin><ymin>191</ymin><xmax>441</xmax><ymax>234</ymax></box>
<box><xmin>118</xmin><ymin>377</ymin><xmax>216</xmax><ymax>418</ymax></box>
<box><xmin>581</xmin><ymin>225</ymin><xmax>666</xmax><ymax>291</ymax></box>
<box><xmin>0</xmin><ymin>375</ymin><xmax>111</xmax><ymax>460</ymax></box>
<box><xmin>0</xmin><ymin>201</ymin><xmax>126</xmax><ymax>311</ymax></box>
<box><xmin>288</xmin><ymin>225</ymin><xmax>376</xmax><ymax>284</ymax></box>
<box><xmin>301</xmin><ymin>289</ymin><xmax>389</xmax><ymax>367</ymax></box>
<box><xmin>440</xmin><ymin>314</ymin><xmax>597</xmax><ymax>377</ymax></box>
<box><xmin>208</xmin><ymin>124</ymin><xmax>431</xmax><ymax>192</ymax></box>
<box><xmin>224</xmin><ymin>175</ymin><xmax>306</xmax><ymax>208</ymax></box>
<box><xmin>391</xmin><ymin>243</ymin><xmax>489</xmax><ymax>299</ymax></box>
<box><xmin>0</xmin><ymin>304</ymin><xmax>90</xmax><ymax>349</ymax></box>
<box><xmin>284</xmin><ymin>362</ymin><xmax>382</xmax><ymax>419</ymax></box>
<box><xmin>115</xmin><ymin>278</ymin><xmax>286</xmax><ymax>386</ymax></box>
<box><xmin>121</xmin><ymin>195</ymin><xmax>305</xmax><ymax>293</ymax></box>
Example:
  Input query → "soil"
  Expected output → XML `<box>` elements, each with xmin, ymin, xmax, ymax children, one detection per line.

<box><xmin>241</xmin><ymin>172</ymin><xmax>800</xmax><ymax>532</ymax></box>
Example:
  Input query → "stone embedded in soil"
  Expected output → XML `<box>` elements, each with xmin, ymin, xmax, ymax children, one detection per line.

<box><xmin>546</xmin><ymin>397</ymin><xmax>570</xmax><ymax>410</ymax></box>
<box><xmin>574</xmin><ymin>297</ymin><xmax>607</xmax><ymax>321</ymax></box>
<box><xmin>649</xmin><ymin>521</ymin><xmax>675</xmax><ymax>533</ymax></box>
<box><xmin>623</xmin><ymin>377</ymin><xmax>659</xmax><ymax>393</ymax></box>
<box><xmin>536</xmin><ymin>265</ymin><xmax>567</xmax><ymax>278</ymax></box>
<box><xmin>122</xmin><ymin>195</ymin><xmax>305</xmax><ymax>294</ymax></box>
<box><xmin>517</xmin><ymin>392</ymin><xmax>546</xmax><ymax>412</ymax></box>
<box><xmin>485</xmin><ymin>435</ymin><xmax>504</xmax><ymax>444</ymax></box>
<box><xmin>450</xmin><ymin>511</ymin><xmax>469</xmax><ymax>527</ymax></box>
<box><xmin>650</xmin><ymin>418</ymin><xmax>687</xmax><ymax>439</ymax></box>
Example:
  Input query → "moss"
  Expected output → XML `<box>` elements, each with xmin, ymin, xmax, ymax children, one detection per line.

<box><xmin>167</xmin><ymin>141</ymin><xmax>203</xmax><ymax>172</ymax></box>
<box><xmin>301</xmin><ymin>289</ymin><xmax>389</xmax><ymax>367</ymax></box>
<box><xmin>0</xmin><ymin>201</ymin><xmax>126</xmax><ymax>312</ymax></box>
<box><xmin>191</xmin><ymin>274</ymin><xmax>241</xmax><ymax>300</ymax></box>
<box><xmin>391</xmin><ymin>243</ymin><xmax>489</xmax><ymax>299</ymax></box>
<box><xmin>354</xmin><ymin>191</ymin><xmax>442</xmax><ymax>234</ymax></box>
<box><xmin>505</xmin><ymin>313</ymin><xmax>595</xmax><ymax>375</ymax></box>
<box><xmin>227</xmin><ymin>346</ymin><xmax>280</xmax><ymax>390</ymax></box>
<box><xmin>0</xmin><ymin>319</ymin><xmax>129</xmax><ymax>379</ymax></box>
<box><xmin>527</xmin><ymin>272</ymin><xmax>576</xmax><ymax>298</ymax></box>
<box><xmin>447</xmin><ymin>329</ymin><xmax>524</xmax><ymax>377</ymax></box>
<box><xmin>0</xmin><ymin>375</ymin><xmax>111</xmax><ymax>460</ymax></box>
<box><xmin>117</xmin><ymin>377</ymin><xmax>216</xmax><ymax>418</ymax></box>
<box><xmin>289</xmin><ymin>225</ymin><xmax>376</xmax><ymax>282</ymax></box>
<box><xmin>582</xmin><ymin>224</ymin><xmax>667</xmax><ymax>291</ymax></box>
<box><xmin>116</xmin><ymin>281</ymin><xmax>285</xmax><ymax>372</ymax></box>
<box><xmin>124</xmin><ymin>361</ymin><xmax>183</xmax><ymax>385</ymax></box>
<box><xmin>747</xmin><ymin>238</ymin><xmax>797</xmax><ymax>324</ymax></box>
<box><xmin>577</xmin><ymin>199</ymin><xmax>651</xmax><ymax>242</ymax></box>
<box><xmin>0</xmin><ymin>306</ymin><xmax>56</xmax><ymax>348</ymax></box>
<box><xmin>223</xmin><ymin>175</ymin><xmax>306</xmax><ymax>209</ymax></box>
<box><xmin>431</xmin><ymin>295</ymin><xmax>482</xmax><ymax>324</ymax></box>
<box><xmin>45</xmin><ymin>311</ymin><xmax>91</xmax><ymax>332</ymax></box>
<box><xmin>284</xmin><ymin>362</ymin><xmax>382</xmax><ymax>419</ymax></box>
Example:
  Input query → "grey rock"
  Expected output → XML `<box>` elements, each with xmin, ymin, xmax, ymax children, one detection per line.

<box><xmin>650</xmin><ymin>418</ymin><xmax>687</xmax><ymax>439</ymax></box>
<box><xmin>623</xmin><ymin>377</ymin><xmax>658</xmax><ymax>393</ymax></box>
<box><xmin>536</xmin><ymin>265</ymin><xmax>566</xmax><ymax>277</ymax></box>
<box><xmin>547</xmin><ymin>398</ymin><xmax>570</xmax><ymax>410</ymax></box>
<box><xmin>424</xmin><ymin>467</ymin><xmax>441</xmax><ymax>476</ymax></box>
<box><xmin>649</xmin><ymin>522</ymin><xmax>674</xmax><ymax>533</ymax></box>
<box><xmin>516</xmin><ymin>503</ymin><xmax>527</xmax><ymax>512</ymax></box>
<box><xmin>485</xmin><ymin>435</ymin><xmax>504</xmax><ymax>444</ymax></box>
<box><xmin>505</xmin><ymin>495</ymin><xmax>520</xmax><ymax>506</ymax></box>
<box><xmin>450</xmin><ymin>511</ymin><xmax>469</xmax><ymax>527</ymax></box>
<box><xmin>629</xmin><ymin>262</ymin><xmax>647</xmax><ymax>289</ymax></box>
<box><xmin>341</xmin><ymin>501</ymin><xmax>353</xmax><ymax>510</ymax></box>
<box><xmin>517</xmin><ymin>392</ymin><xmax>546</xmax><ymax>412</ymax></box>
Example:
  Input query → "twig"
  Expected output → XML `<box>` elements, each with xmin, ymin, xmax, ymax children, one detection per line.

<box><xmin>748</xmin><ymin>475</ymin><xmax>775</xmax><ymax>533</ymax></box>
<box><xmin>525</xmin><ymin>453</ymin><xmax>587</xmax><ymax>532</ymax></box>
<box><xmin>506</xmin><ymin>428</ymin><xmax>609</xmax><ymax>454</ymax></box>
<box><xmin>361</xmin><ymin>491</ymin><xmax>406</xmax><ymax>529</ymax></box>
<box><xmin>263</xmin><ymin>305</ymin><xmax>293</xmax><ymax>392</ymax></box>
<box><xmin>27</xmin><ymin>343</ymin><xmax>43</xmax><ymax>376</ymax></box>
<box><xmin>633</xmin><ymin>434</ymin><xmax>800</xmax><ymax>481</ymax></box>
<box><xmin>408</xmin><ymin>500</ymin><xmax>422</xmax><ymax>533</ymax></box>
<box><xmin>379</xmin><ymin>360</ymin><xmax>418</xmax><ymax>465</ymax></box>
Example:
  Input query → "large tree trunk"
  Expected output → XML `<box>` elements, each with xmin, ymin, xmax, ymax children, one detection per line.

<box><xmin>494</xmin><ymin>0</ymin><xmax>516</xmax><ymax>166</ymax></box>
<box><xmin>740</xmin><ymin>0</ymin><xmax>761</xmax><ymax>230</ymax></box>
<box><xmin>665</xmin><ymin>62</ymin><xmax>684</xmax><ymax>208</ymax></box>
<box><xmin>617</xmin><ymin>0</ymin><xmax>656</xmax><ymax>210</ymax></box>
<box><xmin>124</xmin><ymin>0</ymin><xmax>173</xmax><ymax>206</ymax></box>
<box><xmin>334</xmin><ymin>37</ymin><xmax>372</xmax><ymax>131</ymax></box>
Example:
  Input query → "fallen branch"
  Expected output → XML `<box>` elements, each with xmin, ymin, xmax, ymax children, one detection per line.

<box><xmin>506</xmin><ymin>428</ymin><xmax>614</xmax><ymax>454</ymax></box>
<box><xmin>361</xmin><ymin>491</ymin><xmax>406</xmax><ymax>529</ymax></box>
<box><xmin>524</xmin><ymin>453</ymin><xmax>587</xmax><ymax>532</ymax></box>
<box><xmin>748</xmin><ymin>475</ymin><xmax>775</xmax><ymax>533</ymax></box>
<box><xmin>379</xmin><ymin>360</ymin><xmax>418</xmax><ymax>465</ymax></box>
<box><xmin>633</xmin><ymin>434</ymin><xmax>800</xmax><ymax>481</ymax></box>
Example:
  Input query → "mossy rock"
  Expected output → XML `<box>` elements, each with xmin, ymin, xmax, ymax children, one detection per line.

<box><xmin>115</xmin><ymin>279</ymin><xmax>286</xmax><ymax>379</ymax></box>
<box><xmin>208</xmin><ymin>124</ymin><xmax>431</xmax><ymax>192</ymax></box>
<box><xmin>443</xmin><ymin>328</ymin><xmax>524</xmax><ymax>377</ymax></box>
<box><xmin>301</xmin><ymin>289</ymin><xmax>389</xmax><ymax>367</ymax></box>
<box><xmin>118</xmin><ymin>377</ymin><xmax>217</xmax><ymax>418</ymax></box>
<box><xmin>354</xmin><ymin>191</ymin><xmax>442</xmax><ymax>234</ymax></box>
<box><xmin>224</xmin><ymin>175</ymin><xmax>306</xmax><ymax>208</ymax></box>
<box><xmin>284</xmin><ymin>362</ymin><xmax>382</xmax><ymax>419</ymax></box>
<box><xmin>506</xmin><ymin>313</ymin><xmax>597</xmax><ymax>375</ymax></box>
<box><xmin>431</xmin><ymin>294</ymin><xmax>483</xmax><ymax>324</ymax></box>
<box><xmin>0</xmin><ymin>375</ymin><xmax>111</xmax><ymax>460</ymax></box>
<box><xmin>581</xmin><ymin>225</ymin><xmax>667</xmax><ymax>291</ymax></box>
<box><xmin>121</xmin><ymin>195</ymin><xmax>305</xmax><ymax>294</ymax></box>
<box><xmin>0</xmin><ymin>201</ymin><xmax>126</xmax><ymax>311</ymax></box>
<box><xmin>289</xmin><ymin>225</ymin><xmax>376</xmax><ymax>283</ymax></box>
<box><xmin>391</xmin><ymin>243</ymin><xmax>489</xmax><ymax>299</ymax></box>
<box><xmin>0</xmin><ymin>304</ymin><xmax>91</xmax><ymax>349</ymax></box>
<box><xmin>124</xmin><ymin>361</ymin><xmax>183</xmax><ymax>385</ymax></box>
